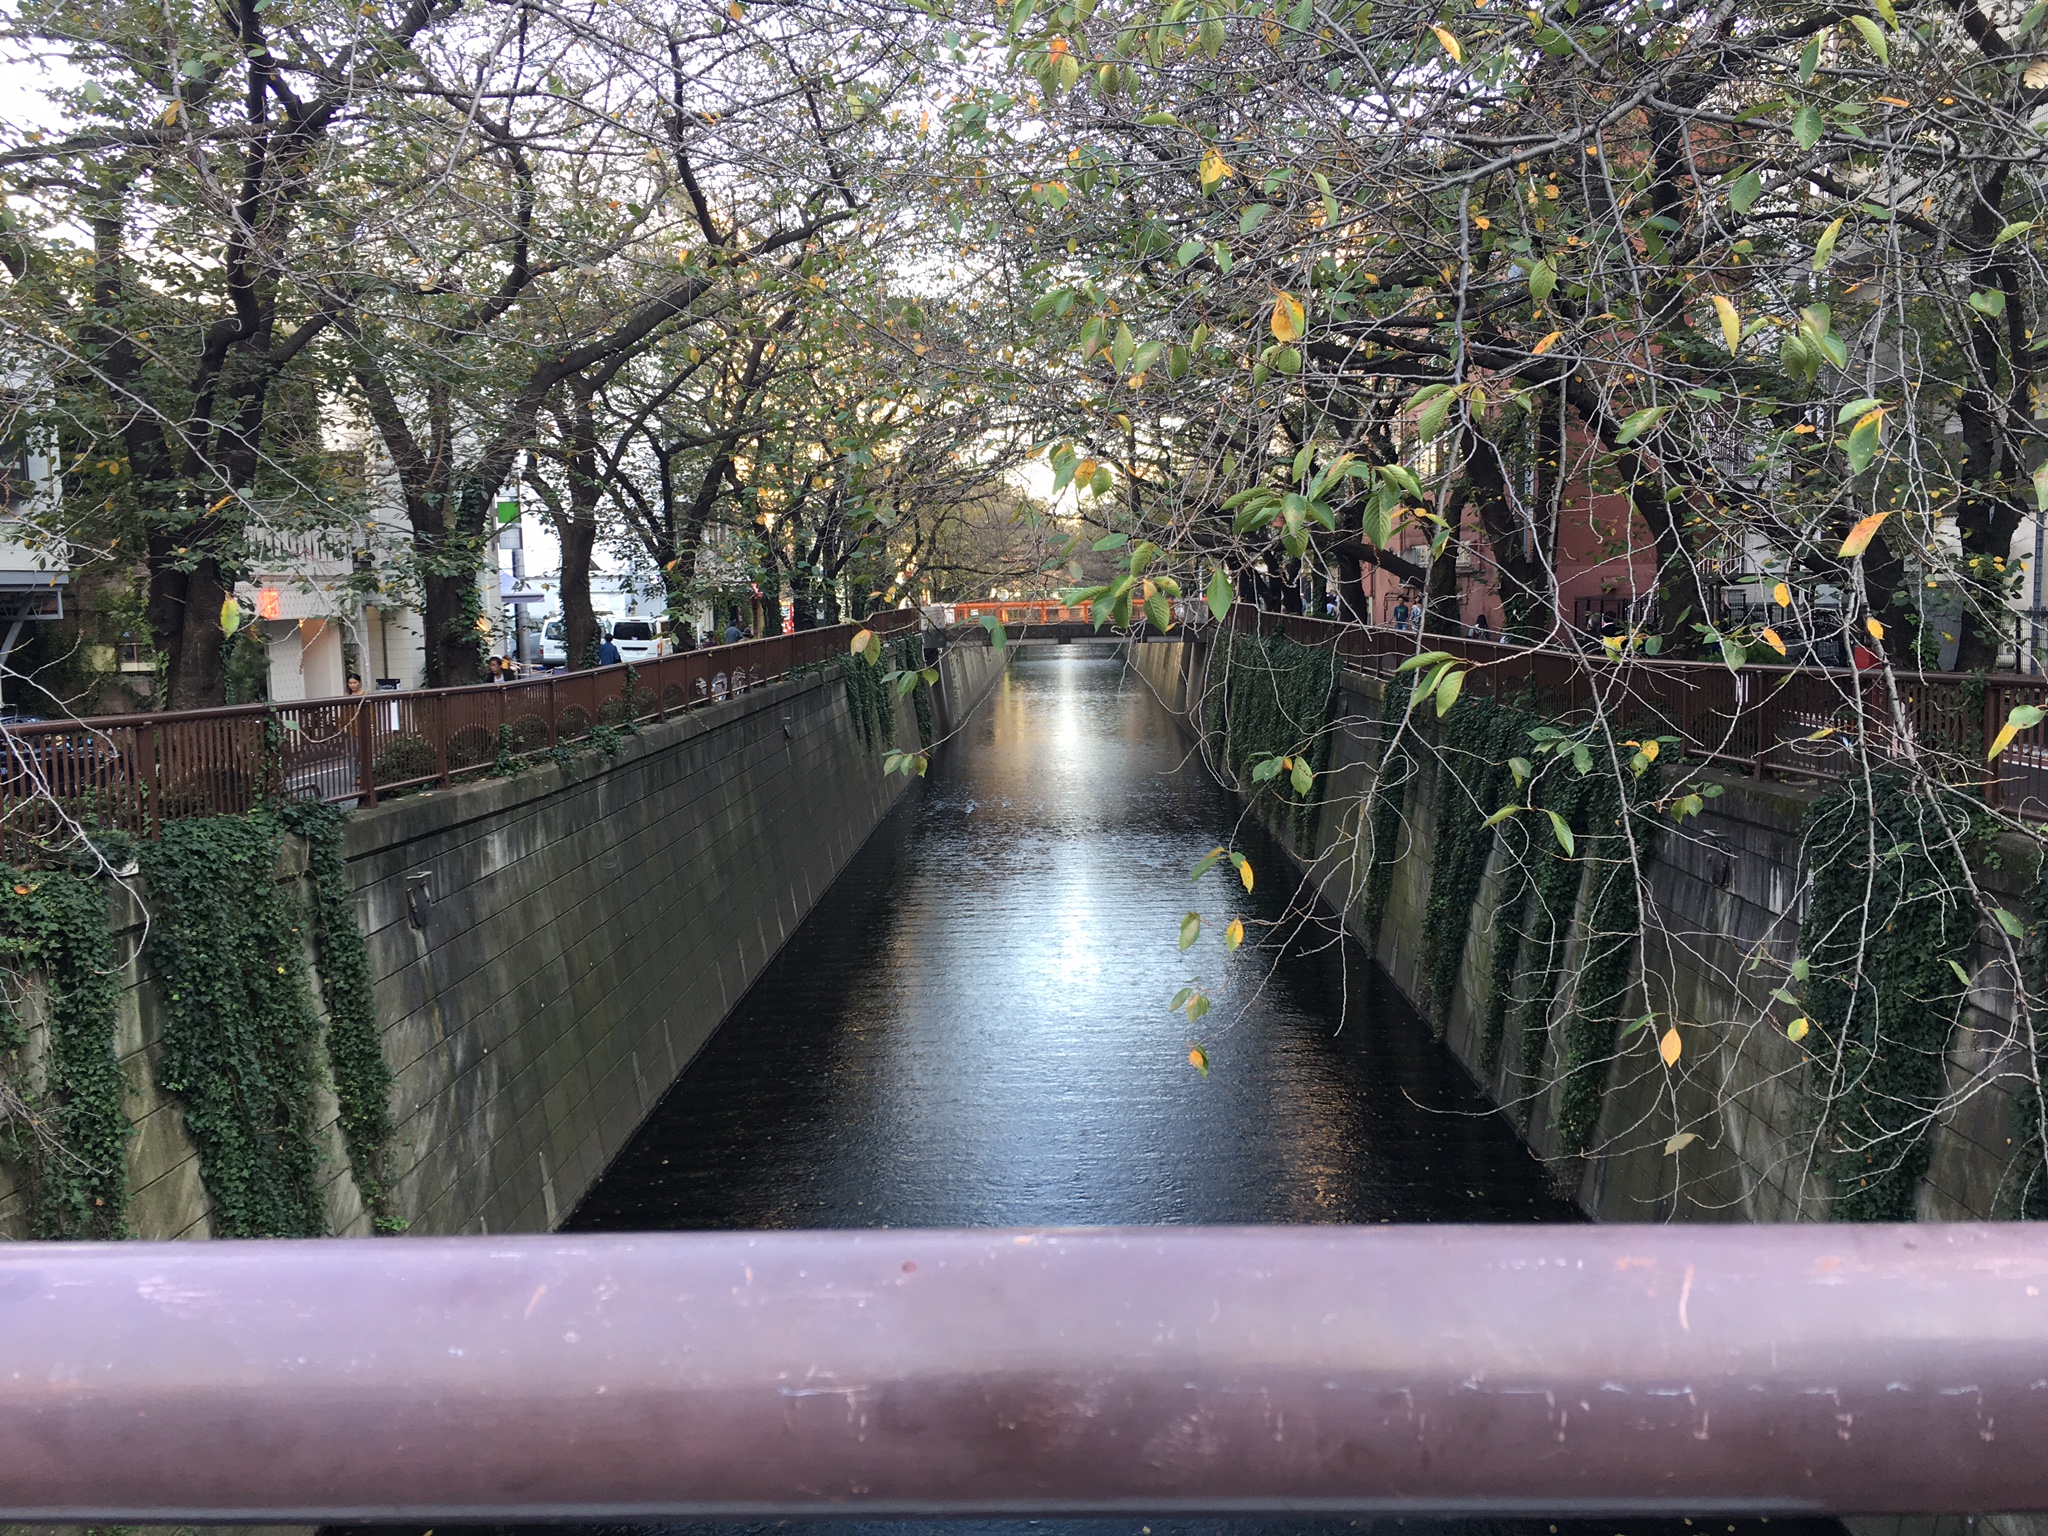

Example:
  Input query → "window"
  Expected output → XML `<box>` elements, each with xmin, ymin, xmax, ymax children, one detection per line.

<box><xmin>612</xmin><ymin>620</ymin><xmax>654</xmax><ymax>641</ymax></box>
<box><xmin>544</xmin><ymin>620</ymin><xmax>566</xmax><ymax>641</ymax></box>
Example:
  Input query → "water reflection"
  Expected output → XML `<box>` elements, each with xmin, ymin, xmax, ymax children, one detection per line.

<box><xmin>570</xmin><ymin>649</ymin><xmax>1572</xmax><ymax>1231</ymax></box>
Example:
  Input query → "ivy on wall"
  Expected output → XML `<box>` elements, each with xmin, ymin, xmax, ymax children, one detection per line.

<box><xmin>1419</xmin><ymin>698</ymin><xmax>1537</xmax><ymax>1030</ymax></box>
<box><xmin>142</xmin><ymin>813</ymin><xmax>333</xmax><ymax>1237</ymax></box>
<box><xmin>0</xmin><ymin>867</ymin><xmax>129</xmax><ymax>1238</ymax></box>
<box><xmin>839</xmin><ymin>652</ymin><xmax>898</xmax><ymax>750</ymax></box>
<box><xmin>1373</xmin><ymin>680</ymin><xmax>1657</xmax><ymax>1154</ymax></box>
<box><xmin>899</xmin><ymin>634</ymin><xmax>937</xmax><ymax>749</ymax></box>
<box><xmin>1555</xmin><ymin>763</ymin><xmax>1657</xmax><ymax>1156</ymax></box>
<box><xmin>2015</xmin><ymin>850</ymin><xmax>2048</xmax><ymax>1219</ymax></box>
<box><xmin>1359</xmin><ymin>675</ymin><xmax>1415</xmax><ymax>945</ymax></box>
<box><xmin>277</xmin><ymin>801</ymin><xmax>396</xmax><ymax>1225</ymax></box>
<box><xmin>1204</xmin><ymin>628</ymin><xmax>1337</xmax><ymax>851</ymax></box>
<box><xmin>1798</xmin><ymin>772</ymin><xmax>1973</xmax><ymax>1222</ymax></box>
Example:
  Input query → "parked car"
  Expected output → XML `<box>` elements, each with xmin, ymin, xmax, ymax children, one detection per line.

<box><xmin>608</xmin><ymin>617</ymin><xmax>669</xmax><ymax>664</ymax></box>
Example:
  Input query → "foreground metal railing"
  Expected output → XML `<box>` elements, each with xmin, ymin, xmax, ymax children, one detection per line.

<box><xmin>2</xmin><ymin>1223</ymin><xmax>2043</xmax><ymax>1521</ymax></box>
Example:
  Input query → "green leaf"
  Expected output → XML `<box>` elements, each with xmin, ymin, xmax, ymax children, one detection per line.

<box><xmin>1949</xmin><ymin>959</ymin><xmax>1973</xmax><ymax>987</ymax></box>
<box><xmin>1812</xmin><ymin>213</ymin><xmax>1845</xmax><ymax>271</ymax></box>
<box><xmin>1995</xmin><ymin>907</ymin><xmax>2026</xmax><ymax>939</ymax></box>
<box><xmin>1093</xmin><ymin>532</ymin><xmax>1129</xmax><ymax>550</ymax></box>
<box><xmin>1614</xmin><ymin>404</ymin><xmax>1671</xmax><ymax>444</ymax></box>
<box><xmin>1206</xmin><ymin>566</ymin><xmax>1232</xmax><ymax>622</ymax></box>
<box><xmin>1415</xmin><ymin>388</ymin><xmax>1455</xmax><ymax>441</ymax></box>
<box><xmin>1969</xmin><ymin>288</ymin><xmax>2008</xmax><ymax>318</ymax></box>
<box><xmin>1728</xmin><ymin>167</ymin><xmax>1763</xmax><ymax>214</ymax></box>
<box><xmin>1527</xmin><ymin>258</ymin><xmax>1557</xmax><ymax>304</ymax></box>
<box><xmin>1997</xmin><ymin>220</ymin><xmax>2035</xmax><ymax>246</ymax></box>
<box><xmin>1797</xmin><ymin>33</ymin><xmax>1821</xmax><ymax>81</ymax></box>
<box><xmin>980</xmin><ymin>614</ymin><xmax>1006</xmax><ymax>651</ymax></box>
<box><xmin>1482</xmin><ymin>804</ymin><xmax>1520</xmax><ymax>828</ymax></box>
<box><xmin>1144</xmin><ymin>590</ymin><xmax>1172</xmax><ymax>631</ymax></box>
<box><xmin>1847</xmin><ymin>13</ymin><xmax>1888</xmax><ymax>63</ymax></box>
<box><xmin>1180</xmin><ymin>911</ymin><xmax>1202</xmax><ymax>950</ymax></box>
<box><xmin>1836</xmin><ymin>395</ymin><xmax>1885</xmax><ymax>424</ymax></box>
<box><xmin>1239</xmin><ymin>203</ymin><xmax>1270</xmax><ymax>234</ymax></box>
<box><xmin>1290</xmin><ymin>758</ymin><xmax>1314</xmax><ymax>796</ymax></box>
<box><xmin>1721</xmin><ymin>636</ymin><xmax>1748</xmax><ymax>672</ymax></box>
<box><xmin>1110</xmin><ymin>322</ymin><xmax>1136</xmax><ymax>372</ymax></box>
<box><xmin>1844</xmin><ymin>411</ymin><xmax>1883</xmax><ymax>475</ymax></box>
<box><xmin>1793</xmin><ymin>103</ymin><xmax>1825</xmax><ymax>150</ymax></box>
<box><xmin>1545</xmin><ymin>809</ymin><xmax>1575</xmax><ymax>857</ymax></box>
<box><xmin>1435</xmin><ymin>666</ymin><xmax>1465</xmax><ymax>716</ymax></box>
<box><xmin>1394</xmin><ymin>649</ymin><xmax>1455</xmax><ymax>673</ymax></box>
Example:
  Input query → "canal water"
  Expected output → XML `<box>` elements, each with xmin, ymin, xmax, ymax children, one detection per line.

<box><xmin>480</xmin><ymin>650</ymin><xmax>1831</xmax><ymax>1536</ymax></box>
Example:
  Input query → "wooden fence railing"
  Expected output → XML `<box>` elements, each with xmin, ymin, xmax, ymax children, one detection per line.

<box><xmin>1224</xmin><ymin>607</ymin><xmax>2048</xmax><ymax>820</ymax></box>
<box><xmin>0</xmin><ymin>611</ymin><xmax>922</xmax><ymax>845</ymax></box>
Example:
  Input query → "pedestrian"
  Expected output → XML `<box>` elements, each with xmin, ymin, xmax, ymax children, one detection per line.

<box><xmin>1391</xmin><ymin>594</ymin><xmax>1411</xmax><ymax>632</ymax></box>
<box><xmin>345</xmin><ymin>674</ymin><xmax>364</xmax><ymax>696</ymax></box>
<box><xmin>723</xmin><ymin>621</ymin><xmax>743</xmax><ymax>645</ymax></box>
<box><xmin>487</xmin><ymin>656</ymin><xmax>506</xmax><ymax>683</ymax></box>
<box><xmin>1469</xmin><ymin>612</ymin><xmax>1492</xmax><ymax>641</ymax></box>
<box><xmin>597</xmin><ymin>635</ymin><xmax>622</xmax><ymax>666</ymax></box>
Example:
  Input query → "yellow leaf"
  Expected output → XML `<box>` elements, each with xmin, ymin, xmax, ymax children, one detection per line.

<box><xmin>1761</xmin><ymin>626</ymin><xmax>1787</xmax><ymax>656</ymax></box>
<box><xmin>1806</xmin><ymin>725</ymin><xmax>1837</xmax><ymax>741</ymax></box>
<box><xmin>1188</xmin><ymin>1045</ymin><xmax>1210</xmax><ymax>1075</ymax></box>
<box><xmin>1640</xmin><ymin>740</ymin><xmax>1659</xmax><ymax>762</ymax></box>
<box><xmin>1772</xmin><ymin>581</ymin><xmax>1792</xmax><ymax>607</ymax></box>
<box><xmin>1991</xmin><ymin>721</ymin><xmax>2022</xmax><ymax>760</ymax></box>
<box><xmin>1664</xmin><ymin>1131</ymin><xmax>1699</xmax><ymax>1155</ymax></box>
<box><xmin>728</xmin><ymin>0</ymin><xmax>743</xmax><ymax>16</ymax></box>
<box><xmin>1270</xmin><ymin>291</ymin><xmax>1305</xmax><ymax>343</ymax></box>
<box><xmin>1430</xmin><ymin>24</ymin><xmax>1463</xmax><ymax>61</ymax></box>
<box><xmin>1659</xmin><ymin>1026</ymin><xmax>1682</xmax><ymax>1066</ymax></box>
<box><xmin>1239</xmin><ymin>858</ymin><xmax>1254</xmax><ymax>892</ymax></box>
<box><xmin>1712</xmin><ymin>295</ymin><xmax>1741</xmax><ymax>355</ymax></box>
<box><xmin>1866</xmin><ymin>616</ymin><xmax>1884</xmax><ymax>640</ymax></box>
<box><xmin>850</xmin><ymin>627</ymin><xmax>874</xmax><ymax>654</ymax></box>
<box><xmin>1787</xmin><ymin>1017</ymin><xmax>1810</xmax><ymax>1042</ymax></box>
<box><xmin>219</xmin><ymin>594</ymin><xmax>241</xmax><ymax>637</ymax></box>
<box><xmin>1838</xmin><ymin>510</ymin><xmax>1890</xmax><ymax>558</ymax></box>
<box><xmin>1199</xmin><ymin>147</ymin><xmax>1233</xmax><ymax>189</ymax></box>
<box><xmin>1531</xmin><ymin>330</ymin><xmax>1562</xmax><ymax>356</ymax></box>
<box><xmin>1225</xmin><ymin>917</ymin><xmax>1244</xmax><ymax>951</ymax></box>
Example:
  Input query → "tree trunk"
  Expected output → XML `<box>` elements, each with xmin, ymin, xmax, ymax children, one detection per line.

<box><xmin>561</xmin><ymin>385</ymin><xmax>602</xmax><ymax>669</ymax></box>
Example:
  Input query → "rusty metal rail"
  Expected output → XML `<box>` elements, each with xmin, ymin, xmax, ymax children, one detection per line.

<box><xmin>1</xmin><ymin>1222</ymin><xmax>2045</xmax><ymax>1520</ymax></box>
<box><xmin>0</xmin><ymin>610</ymin><xmax>921</xmax><ymax>843</ymax></box>
<box><xmin>1231</xmin><ymin>607</ymin><xmax>2048</xmax><ymax>819</ymax></box>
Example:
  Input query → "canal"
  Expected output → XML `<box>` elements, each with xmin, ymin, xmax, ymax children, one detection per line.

<box><xmin>533</xmin><ymin>648</ymin><xmax>1830</xmax><ymax>1536</ymax></box>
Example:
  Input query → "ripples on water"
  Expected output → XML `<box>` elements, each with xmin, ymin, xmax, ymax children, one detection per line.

<box><xmin>571</xmin><ymin>649</ymin><xmax>1572</xmax><ymax>1230</ymax></box>
<box><xmin>360</xmin><ymin>651</ymin><xmax>1838</xmax><ymax>1536</ymax></box>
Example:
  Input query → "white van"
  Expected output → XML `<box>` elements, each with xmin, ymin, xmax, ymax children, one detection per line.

<box><xmin>608</xmin><ymin>616</ymin><xmax>668</xmax><ymax>663</ymax></box>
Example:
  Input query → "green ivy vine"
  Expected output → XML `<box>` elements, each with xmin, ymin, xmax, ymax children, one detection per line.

<box><xmin>1419</xmin><ymin>697</ymin><xmax>1538</xmax><ymax>1030</ymax></box>
<box><xmin>898</xmin><ymin>634</ymin><xmax>936</xmax><ymax>749</ymax></box>
<box><xmin>142</xmin><ymin>813</ymin><xmax>333</xmax><ymax>1237</ymax></box>
<box><xmin>1797</xmin><ymin>772</ymin><xmax>1973</xmax><ymax>1222</ymax></box>
<box><xmin>0</xmin><ymin>867</ymin><xmax>128</xmax><ymax>1238</ymax></box>
<box><xmin>276</xmin><ymin>801</ymin><xmax>396</xmax><ymax>1226</ymax></box>
<box><xmin>2014</xmin><ymin>849</ymin><xmax>2048</xmax><ymax>1219</ymax></box>
<box><xmin>839</xmin><ymin>651</ymin><xmax>898</xmax><ymax>749</ymax></box>
<box><xmin>1204</xmin><ymin>627</ymin><xmax>1337</xmax><ymax>851</ymax></box>
<box><xmin>1359</xmin><ymin>674</ymin><xmax>1414</xmax><ymax>945</ymax></box>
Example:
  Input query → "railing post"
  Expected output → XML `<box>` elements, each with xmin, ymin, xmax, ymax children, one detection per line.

<box><xmin>355</xmin><ymin>698</ymin><xmax>378</xmax><ymax>810</ymax></box>
<box><xmin>435</xmin><ymin>693</ymin><xmax>451</xmax><ymax>789</ymax></box>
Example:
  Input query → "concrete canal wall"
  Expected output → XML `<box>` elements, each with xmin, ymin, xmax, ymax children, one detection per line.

<box><xmin>0</xmin><ymin>640</ymin><xmax>1007</xmax><ymax>1241</ymax></box>
<box><xmin>1129</xmin><ymin>636</ymin><xmax>2037</xmax><ymax>1229</ymax></box>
